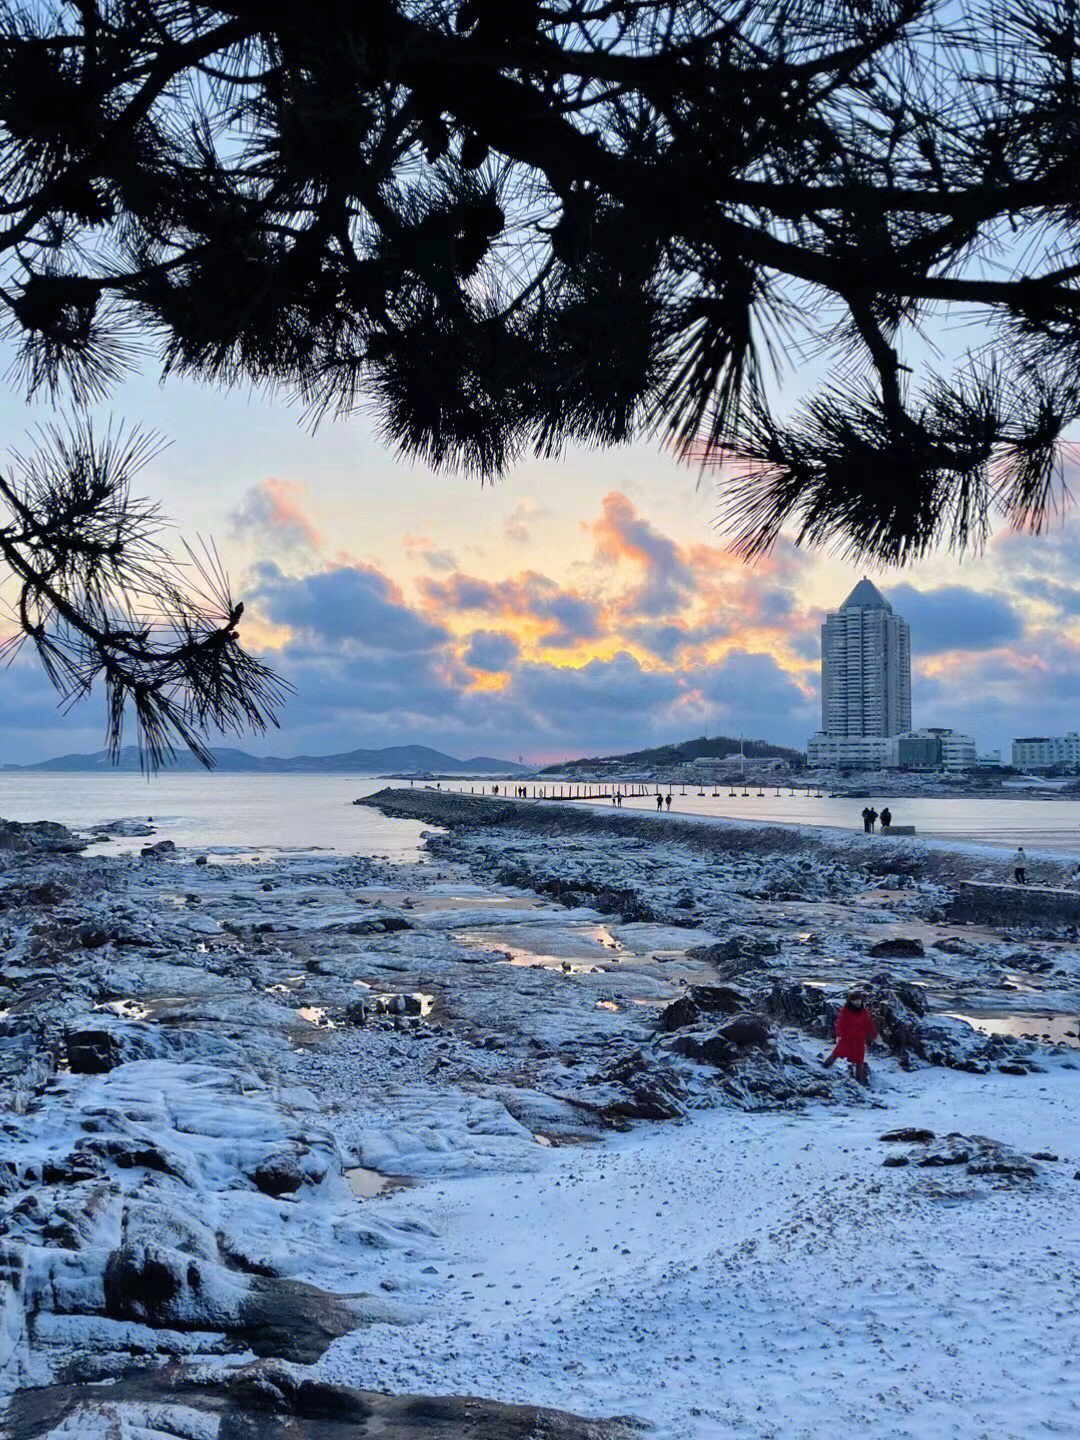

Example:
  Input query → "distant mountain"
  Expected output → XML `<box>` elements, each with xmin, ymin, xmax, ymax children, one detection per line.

<box><xmin>9</xmin><ymin>744</ymin><xmax>527</xmax><ymax>775</ymax></box>
<box><xmin>542</xmin><ymin>733</ymin><xmax>806</xmax><ymax>772</ymax></box>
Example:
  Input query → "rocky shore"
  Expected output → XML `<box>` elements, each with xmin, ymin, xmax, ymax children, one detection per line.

<box><xmin>2</xmin><ymin>795</ymin><xmax>1080</xmax><ymax>1438</ymax></box>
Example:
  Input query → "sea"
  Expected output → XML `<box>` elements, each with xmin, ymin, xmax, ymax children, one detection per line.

<box><xmin>2</xmin><ymin>771</ymin><xmax>1080</xmax><ymax>858</ymax></box>
<box><xmin>0</xmin><ymin>773</ymin><xmax>427</xmax><ymax>859</ymax></box>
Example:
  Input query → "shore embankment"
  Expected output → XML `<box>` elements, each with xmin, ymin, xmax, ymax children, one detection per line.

<box><xmin>358</xmin><ymin>786</ymin><xmax>1060</xmax><ymax>889</ymax></box>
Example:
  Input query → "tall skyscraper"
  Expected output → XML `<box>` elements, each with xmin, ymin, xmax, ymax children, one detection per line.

<box><xmin>821</xmin><ymin>578</ymin><xmax>911</xmax><ymax>737</ymax></box>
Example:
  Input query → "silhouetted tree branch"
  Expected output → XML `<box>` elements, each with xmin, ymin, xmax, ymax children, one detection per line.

<box><xmin>0</xmin><ymin>0</ymin><xmax>1077</xmax><ymax>632</ymax></box>
<box><xmin>0</xmin><ymin>421</ymin><xmax>290</xmax><ymax>768</ymax></box>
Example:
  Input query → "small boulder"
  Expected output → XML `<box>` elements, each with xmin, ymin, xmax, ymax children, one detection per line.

<box><xmin>658</xmin><ymin>995</ymin><xmax>699</xmax><ymax>1032</ymax></box>
<box><xmin>103</xmin><ymin>1244</ymin><xmax>184</xmax><ymax>1320</ymax></box>
<box><xmin>42</xmin><ymin>1155</ymin><xmax>103</xmax><ymax>1185</ymax></box>
<box><xmin>77</xmin><ymin>1136</ymin><xmax>184</xmax><ymax>1179</ymax></box>
<box><xmin>688</xmin><ymin>984</ymin><xmax>748</xmax><ymax>1015</ymax></box>
<box><xmin>607</xmin><ymin>1075</ymin><xmax>688</xmax><ymax>1121</ymax></box>
<box><xmin>77</xmin><ymin>924</ymin><xmax>112</xmax><ymax>949</ymax></box>
<box><xmin>670</xmin><ymin>1031</ymin><xmax>740</xmax><ymax>1068</ymax></box>
<box><xmin>718</xmin><ymin>1013</ymin><xmax>774</xmax><ymax>1049</ymax></box>
<box><xmin>65</xmin><ymin>1027</ymin><xmax>120</xmax><ymax>1074</ymax></box>
<box><xmin>251</xmin><ymin>1152</ymin><xmax>305</xmax><ymax>1196</ymax></box>
<box><xmin>915</xmin><ymin>1133</ymin><xmax>1037</xmax><ymax>1181</ymax></box>
<box><xmin>761</xmin><ymin>980</ymin><xmax>828</xmax><ymax>1032</ymax></box>
<box><xmin>868</xmin><ymin>937</ymin><xmax>925</xmax><ymax>958</ymax></box>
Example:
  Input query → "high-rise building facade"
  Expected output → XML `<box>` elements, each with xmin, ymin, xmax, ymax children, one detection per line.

<box><xmin>820</xmin><ymin>578</ymin><xmax>911</xmax><ymax>737</ymax></box>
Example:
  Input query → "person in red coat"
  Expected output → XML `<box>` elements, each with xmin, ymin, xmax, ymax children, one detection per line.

<box><xmin>823</xmin><ymin>990</ymin><xmax>878</xmax><ymax>1085</ymax></box>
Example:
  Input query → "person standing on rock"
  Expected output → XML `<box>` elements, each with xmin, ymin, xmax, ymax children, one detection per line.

<box><xmin>861</xmin><ymin>806</ymin><xmax>873</xmax><ymax>833</ymax></box>
<box><xmin>1013</xmin><ymin>847</ymin><xmax>1027</xmax><ymax>884</ymax></box>
<box><xmin>880</xmin><ymin>806</ymin><xmax>892</xmax><ymax>829</ymax></box>
<box><xmin>823</xmin><ymin>990</ymin><xmax>878</xmax><ymax>1085</ymax></box>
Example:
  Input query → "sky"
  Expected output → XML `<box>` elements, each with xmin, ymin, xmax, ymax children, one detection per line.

<box><xmin>0</xmin><ymin>363</ymin><xmax>1079</xmax><ymax>765</ymax></box>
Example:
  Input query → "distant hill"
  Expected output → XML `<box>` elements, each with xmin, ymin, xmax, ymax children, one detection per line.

<box><xmin>7</xmin><ymin>744</ymin><xmax>527</xmax><ymax>775</ymax></box>
<box><xmin>542</xmin><ymin>734</ymin><xmax>806</xmax><ymax>772</ymax></box>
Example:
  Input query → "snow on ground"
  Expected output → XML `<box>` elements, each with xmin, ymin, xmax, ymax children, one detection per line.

<box><xmin>316</xmin><ymin>1061</ymin><xmax>1080</xmax><ymax>1440</ymax></box>
<box><xmin>5</xmin><ymin>797</ymin><xmax>1080</xmax><ymax>1438</ymax></box>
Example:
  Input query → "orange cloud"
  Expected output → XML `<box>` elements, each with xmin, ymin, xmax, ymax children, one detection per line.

<box><xmin>231</xmin><ymin>477</ymin><xmax>322</xmax><ymax>554</ymax></box>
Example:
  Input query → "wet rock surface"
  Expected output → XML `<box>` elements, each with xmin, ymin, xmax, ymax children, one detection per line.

<box><xmin>7</xmin><ymin>1362</ymin><xmax>646</xmax><ymax>1439</ymax></box>
<box><xmin>3</xmin><ymin>797</ymin><xmax>1080</xmax><ymax>1435</ymax></box>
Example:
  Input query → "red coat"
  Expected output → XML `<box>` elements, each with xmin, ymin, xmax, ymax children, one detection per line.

<box><xmin>833</xmin><ymin>1005</ymin><xmax>877</xmax><ymax>1063</ymax></box>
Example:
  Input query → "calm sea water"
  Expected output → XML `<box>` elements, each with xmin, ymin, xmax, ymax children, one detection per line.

<box><xmin>1</xmin><ymin>771</ymin><xmax>1079</xmax><ymax>860</ymax></box>
<box><xmin>0</xmin><ymin>773</ymin><xmax>421</xmax><ymax>858</ymax></box>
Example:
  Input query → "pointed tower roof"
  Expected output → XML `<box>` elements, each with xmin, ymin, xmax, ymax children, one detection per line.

<box><xmin>840</xmin><ymin>577</ymin><xmax>891</xmax><ymax>612</ymax></box>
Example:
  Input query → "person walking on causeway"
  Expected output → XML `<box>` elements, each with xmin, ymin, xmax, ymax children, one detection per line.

<box><xmin>823</xmin><ymin>990</ymin><xmax>878</xmax><ymax>1086</ymax></box>
<box><xmin>1014</xmin><ymin>847</ymin><xmax>1027</xmax><ymax>885</ymax></box>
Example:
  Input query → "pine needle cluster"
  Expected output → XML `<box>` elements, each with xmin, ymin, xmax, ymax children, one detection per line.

<box><xmin>2</xmin><ymin>1</ymin><xmax>1080</xmax><ymax>754</ymax></box>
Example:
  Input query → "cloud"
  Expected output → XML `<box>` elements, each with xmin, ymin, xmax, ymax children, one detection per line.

<box><xmin>1015</xmin><ymin>577</ymin><xmax>1080</xmax><ymax>618</ymax></box>
<box><xmin>253</xmin><ymin>563</ymin><xmax>450</xmax><ymax>651</ymax></box>
<box><xmin>622</xmin><ymin>622</ymin><xmax>706</xmax><ymax>664</ymax></box>
<box><xmin>503</xmin><ymin>499</ymin><xmax>551</xmax><ymax>544</ymax></box>
<box><xmin>402</xmin><ymin>534</ymin><xmax>457</xmax><ymax>572</ymax></box>
<box><xmin>696</xmin><ymin>651</ymin><xmax>817</xmax><ymax>744</ymax></box>
<box><xmin>420</xmin><ymin>571</ymin><xmax>601</xmax><ymax>647</ymax></box>
<box><xmin>230</xmin><ymin>478</ymin><xmax>322</xmax><ymax>557</ymax></box>
<box><xmin>889</xmin><ymin>583</ymin><xmax>1024</xmax><ymax>654</ymax></box>
<box><xmin>11</xmin><ymin>489</ymin><xmax>1046</xmax><ymax>764</ymax></box>
<box><xmin>911</xmin><ymin>635</ymin><xmax>1080</xmax><ymax>750</ymax></box>
<box><xmin>464</xmin><ymin>631</ymin><xmax>520</xmax><ymax>671</ymax></box>
<box><xmin>0</xmin><ymin>652</ymin><xmax>128</xmax><ymax>761</ymax></box>
<box><xmin>534</xmin><ymin>592</ymin><xmax>601</xmax><ymax>647</ymax></box>
<box><xmin>515</xmin><ymin>651</ymin><xmax>684</xmax><ymax>722</ymax></box>
<box><xmin>588</xmin><ymin>492</ymin><xmax>694</xmax><ymax>616</ymax></box>
<box><xmin>421</xmin><ymin>573</ymin><xmax>502</xmax><ymax>612</ymax></box>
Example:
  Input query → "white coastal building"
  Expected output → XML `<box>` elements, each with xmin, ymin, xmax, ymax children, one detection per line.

<box><xmin>808</xmin><ymin>726</ymin><xmax>976</xmax><ymax>772</ymax></box>
<box><xmin>807</xmin><ymin>733</ymin><xmax>898</xmax><ymax>769</ymax></box>
<box><xmin>1012</xmin><ymin>734</ymin><xmax>1080</xmax><ymax>772</ymax></box>
<box><xmin>898</xmin><ymin>727</ymin><xmax>977</xmax><ymax>771</ymax></box>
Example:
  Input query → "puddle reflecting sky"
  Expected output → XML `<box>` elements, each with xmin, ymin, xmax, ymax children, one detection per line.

<box><xmin>946</xmin><ymin>1012</ymin><xmax>1080</xmax><ymax>1047</ymax></box>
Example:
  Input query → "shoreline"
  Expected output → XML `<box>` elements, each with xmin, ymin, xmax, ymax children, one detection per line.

<box><xmin>2</xmin><ymin>804</ymin><xmax>1080</xmax><ymax>1438</ymax></box>
<box><xmin>358</xmin><ymin>784</ymin><xmax>1078</xmax><ymax>881</ymax></box>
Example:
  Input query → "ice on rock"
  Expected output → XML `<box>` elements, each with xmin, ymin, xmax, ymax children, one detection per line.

<box><xmin>4</xmin><ymin>801</ymin><xmax>1080</xmax><ymax>1439</ymax></box>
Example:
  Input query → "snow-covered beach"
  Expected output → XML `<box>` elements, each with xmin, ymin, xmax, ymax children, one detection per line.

<box><xmin>3</xmin><ymin>790</ymin><xmax>1080</xmax><ymax>1438</ymax></box>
